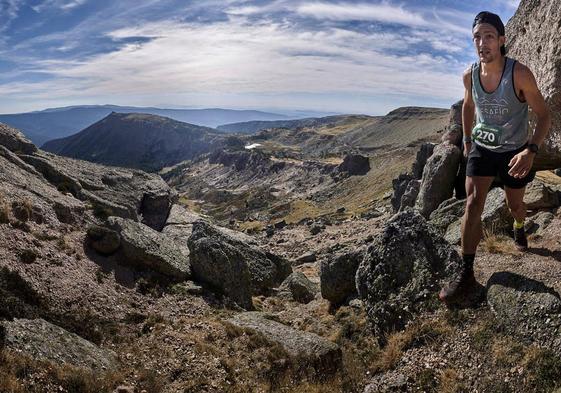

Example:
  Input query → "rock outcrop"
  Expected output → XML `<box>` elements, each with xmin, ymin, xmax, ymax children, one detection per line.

<box><xmin>525</xmin><ymin>211</ymin><xmax>555</xmax><ymax>235</ymax></box>
<box><xmin>320</xmin><ymin>248</ymin><xmax>366</xmax><ymax>305</ymax></box>
<box><xmin>0</xmin><ymin>318</ymin><xmax>118</xmax><ymax>370</ymax></box>
<box><xmin>336</xmin><ymin>154</ymin><xmax>370</xmax><ymax>176</ymax></box>
<box><xmin>20</xmin><ymin>151</ymin><xmax>177</xmax><ymax>231</ymax></box>
<box><xmin>356</xmin><ymin>210</ymin><xmax>461</xmax><ymax>337</ymax></box>
<box><xmin>1</xmin><ymin>123</ymin><xmax>176</xmax><ymax>230</ymax></box>
<box><xmin>87</xmin><ymin>225</ymin><xmax>121</xmax><ymax>255</ymax></box>
<box><xmin>161</xmin><ymin>204</ymin><xmax>205</xmax><ymax>260</ymax></box>
<box><xmin>105</xmin><ymin>216</ymin><xmax>191</xmax><ymax>280</ymax></box>
<box><xmin>278</xmin><ymin>272</ymin><xmax>318</xmax><ymax>304</ymax></box>
<box><xmin>487</xmin><ymin>272</ymin><xmax>561</xmax><ymax>353</ymax></box>
<box><xmin>187</xmin><ymin>220</ymin><xmax>291</xmax><ymax>309</ymax></box>
<box><xmin>0</xmin><ymin>126</ymin><xmax>86</xmax><ymax>227</ymax></box>
<box><xmin>524</xmin><ymin>179</ymin><xmax>560</xmax><ymax>210</ymax></box>
<box><xmin>415</xmin><ymin>142</ymin><xmax>462</xmax><ymax>217</ymax></box>
<box><xmin>429</xmin><ymin>197</ymin><xmax>466</xmax><ymax>235</ymax></box>
<box><xmin>411</xmin><ymin>143</ymin><xmax>436</xmax><ymax>179</ymax></box>
<box><xmin>506</xmin><ymin>0</ymin><xmax>561</xmax><ymax>170</ymax></box>
<box><xmin>226</xmin><ymin>312</ymin><xmax>341</xmax><ymax>372</ymax></box>
<box><xmin>391</xmin><ymin>173</ymin><xmax>414</xmax><ymax>213</ymax></box>
<box><xmin>441</xmin><ymin>99</ymin><xmax>463</xmax><ymax>147</ymax></box>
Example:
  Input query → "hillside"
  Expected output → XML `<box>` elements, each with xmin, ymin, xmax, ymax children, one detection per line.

<box><xmin>42</xmin><ymin>112</ymin><xmax>225</xmax><ymax>172</ymax></box>
<box><xmin>217</xmin><ymin>115</ymin><xmax>376</xmax><ymax>134</ymax></box>
<box><xmin>340</xmin><ymin>107</ymin><xmax>449</xmax><ymax>150</ymax></box>
<box><xmin>163</xmin><ymin>106</ymin><xmax>448</xmax><ymax>227</ymax></box>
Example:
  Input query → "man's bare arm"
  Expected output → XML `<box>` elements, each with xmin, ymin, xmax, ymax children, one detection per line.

<box><xmin>462</xmin><ymin>67</ymin><xmax>475</xmax><ymax>156</ymax></box>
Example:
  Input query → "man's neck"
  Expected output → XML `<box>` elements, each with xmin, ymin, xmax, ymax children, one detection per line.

<box><xmin>480</xmin><ymin>56</ymin><xmax>506</xmax><ymax>74</ymax></box>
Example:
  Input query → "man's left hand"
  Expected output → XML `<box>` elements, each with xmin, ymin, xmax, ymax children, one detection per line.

<box><xmin>508</xmin><ymin>149</ymin><xmax>535</xmax><ymax>178</ymax></box>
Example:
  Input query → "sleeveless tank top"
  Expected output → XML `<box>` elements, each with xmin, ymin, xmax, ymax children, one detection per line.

<box><xmin>471</xmin><ymin>57</ymin><xmax>529</xmax><ymax>152</ymax></box>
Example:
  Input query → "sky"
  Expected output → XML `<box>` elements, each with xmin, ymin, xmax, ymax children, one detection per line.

<box><xmin>0</xmin><ymin>0</ymin><xmax>521</xmax><ymax>115</ymax></box>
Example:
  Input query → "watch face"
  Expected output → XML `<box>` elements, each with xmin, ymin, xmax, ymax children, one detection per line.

<box><xmin>529</xmin><ymin>144</ymin><xmax>538</xmax><ymax>153</ymax></box>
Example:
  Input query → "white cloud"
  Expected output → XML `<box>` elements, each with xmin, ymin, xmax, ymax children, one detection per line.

<box><xmin>32</xmin><ymin>0</ymin><xmax>87</xmax><ymax>12</ymax></box>
<box><xmin>296</xmin><ymin>2</ymin><xmax>428</xmax><ymax>27</ymax></box>
<box><xmin>1</xmin><ymin>1</ymin><xmax>480</xmax><ymax>113</ymax></box>
<box><xmin>5</xmin><ymin>18</ymin><xmax>464</xmax><ymax>108</ymax></box>
<box><xmin>0</xmin><ymin>0</ymin><xmax>25</xmax><ymax>33</ymax></box>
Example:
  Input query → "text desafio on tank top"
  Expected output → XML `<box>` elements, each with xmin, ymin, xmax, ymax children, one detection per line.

<box><xmin>471</xmin><ymin>57</ymin><xmax>529</xmax><ymax>153</ymax></box>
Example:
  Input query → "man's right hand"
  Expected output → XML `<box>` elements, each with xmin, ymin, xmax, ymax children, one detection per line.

<box><xmin>463</xmin><ymin>142</ymin><xmax>472</xmax><ymax>158</ymax></box>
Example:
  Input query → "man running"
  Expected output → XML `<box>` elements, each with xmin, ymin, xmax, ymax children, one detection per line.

<box><xmin>439</xmin><ymin>11</ymin><xmax>551</xmax><ymax>304</ymax></box>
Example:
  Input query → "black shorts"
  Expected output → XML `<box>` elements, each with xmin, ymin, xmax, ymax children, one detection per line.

<box><xmin>466</xmin><ymin>143</ymin><xmax>535</xmax><ymax>189</ymax></box>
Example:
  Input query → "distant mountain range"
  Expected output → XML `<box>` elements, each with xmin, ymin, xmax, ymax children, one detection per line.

<box><xmin>42</xmin><ymin>112</ymin><xmax>226</xmax><ymax>172</ymax></box>
<box><xmin>0</xmin><ymin>105</ymin><xmax>299</xmax><ymax>146</ymax></box>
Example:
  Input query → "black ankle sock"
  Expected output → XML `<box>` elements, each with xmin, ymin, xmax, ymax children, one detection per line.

<box><xmin>462</xmin><ymin>254</ymin><xmax>475</xmax><ymax>272</ymax></box>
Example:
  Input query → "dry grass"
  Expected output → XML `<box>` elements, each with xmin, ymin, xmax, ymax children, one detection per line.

<box><xmin>238</xmin><ymin>220</ymin><xmax>264</xmax><ymax>234</ymax></box>
<box><xmin>491</xmin><ymin>336</ymin><xmax>526</xmax><ymax>367</ymax></box>
<box><xmin>56</xmin><ymin>235</ymin><xmax>69</xmax><ymax>250</ymax></box>
<box><xmin>282</xmin><ymin>199</ymin><xmax>323</xmax><ymax>224</ymax></box>
<box><xmin>177</xmin><ymin>195</ymin><xmax>202</xmax><ymax>213</ymax></box>
<box><xmin>9</xmin><ymin>198</ymin><xmax>33</xmax><ymax>222</ymax></box>
<box><xmin>375</xmin><ymin>318</ymin><xmax>452</xmax><ymax>372</ymax></box>
<box><xmin>521</xmin><ymin>346</ymin><xmax>561</xmax><ymax>392</ymax></box>
<box><xmin>438</xmin><ymin>369</ymin><xmax>467</xmax><ymax>393</ymax></box>
<box><xmin>481</xmin><ymin>228</ymin><xmax>520</xmax><ymax>255</ymax></box>
<box><xmin>0</xmin><ymin>349</ymin><xmax>124</xmax><ymax>393</ymax></box>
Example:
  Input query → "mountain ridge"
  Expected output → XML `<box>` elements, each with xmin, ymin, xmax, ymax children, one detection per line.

<box><xmin>41</xmin><ymin>112</ymin><xmax>226</xmax><ymax>172</ymax></box>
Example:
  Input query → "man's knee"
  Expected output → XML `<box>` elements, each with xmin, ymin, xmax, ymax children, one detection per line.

<box><xmin>465</xmin><ymin>195</ymin><xmax>485</xmax><ymax>219</ymax></box>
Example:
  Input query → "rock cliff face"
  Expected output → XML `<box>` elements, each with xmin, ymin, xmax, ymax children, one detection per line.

<box><xmin>506</xmin><ymin>0</ymin><xmax>561</xmax><ymax>169</ymax></box>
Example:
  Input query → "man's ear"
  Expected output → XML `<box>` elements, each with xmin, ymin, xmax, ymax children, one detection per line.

<box><xmin>499</xmin><ymin>35</ymin><xmax>506</xmax><ymax>47</ymax></box>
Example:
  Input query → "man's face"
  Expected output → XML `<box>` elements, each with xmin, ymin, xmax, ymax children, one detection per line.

<box><xmin>472</xmin><ymin>23</ymin><xmax>505</xmax><ymax>63</ymax></box>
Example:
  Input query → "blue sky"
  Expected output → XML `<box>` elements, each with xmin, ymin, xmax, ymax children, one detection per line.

<box><xmin>0</xmin><ymin>0</ymin><xmax>520</xmax><ymax>115</ymax></box>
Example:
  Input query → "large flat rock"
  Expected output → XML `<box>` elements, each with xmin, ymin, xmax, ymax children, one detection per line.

<box><xmin>226</xmin><ymin>312</ymin><xmax>341</xmax><ymax>372</ymax></box>
<box><xmin>0</xmin><ymin>318</ymin><xmax>118</xmax><ymax>370</ymax></box>
<box><xmin>487</xmin><ymin>272</ymin><xmax>561</xmax><ymax>353</ymax></box>
<box><xmin>107</xmin><ymin>216</ymin><xmax>191</xmax><ymax>280</ymax></box>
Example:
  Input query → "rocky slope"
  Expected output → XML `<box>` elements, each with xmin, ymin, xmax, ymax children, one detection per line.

<box><xmin>0</xmin><ymin>121</ymin><xmax>386</xmax><ymax>392</ymax></box>
<box><xmin>2</xmin><ymin>93</ymin><xmax>561</xmax><ymax>393</ymax></box>
<box><xmin>42</xmin><ymin>112</ymin><xmax>225</xmax><ymax>172</ymax></box>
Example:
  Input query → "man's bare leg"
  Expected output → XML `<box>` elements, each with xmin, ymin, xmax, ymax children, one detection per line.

<box><xmin>505</xmin><ymin>186</ymin><xmax>528</xmax><ymax>250</ymax></box>
<box><xmin>440</xmin><ymin>175</ymin><xmax>494</xmax><ymax>303</ymax></box>
<box><xmin>461</xmin><ymin>176</ymin><xmax>495</xmax><ymax>254</ymax></box>
<box><xmin>504</xmin><ymin>186</ymin><xmax>526</xmax><ymax>221</ymax></box>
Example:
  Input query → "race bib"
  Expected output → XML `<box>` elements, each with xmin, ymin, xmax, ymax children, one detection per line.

<box><xmin>472</xmin><ymin>123</ymin><xmax>503</xmax><ymax>147</ymax></box>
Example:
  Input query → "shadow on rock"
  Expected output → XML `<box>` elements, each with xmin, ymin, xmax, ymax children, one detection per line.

<box><xmin>527</xmin><ymin>247</ymin><xmax>561</xmax><ymax>264</ymax></box>
<box><xmin>83</xmin><ymin>244</ymin><xmax>137</xmax><ymax>289</ymax></box>
<box><xmin>486</xmin><ymin>271</ymin><xmax>560</xmax><ymax>299</ymax></box>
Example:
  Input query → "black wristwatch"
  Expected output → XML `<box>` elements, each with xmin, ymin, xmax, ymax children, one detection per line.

<box><xmin>527</xmin><ymin>143</ymin><xmax>539</xmax><ymax>154</ymax></box>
